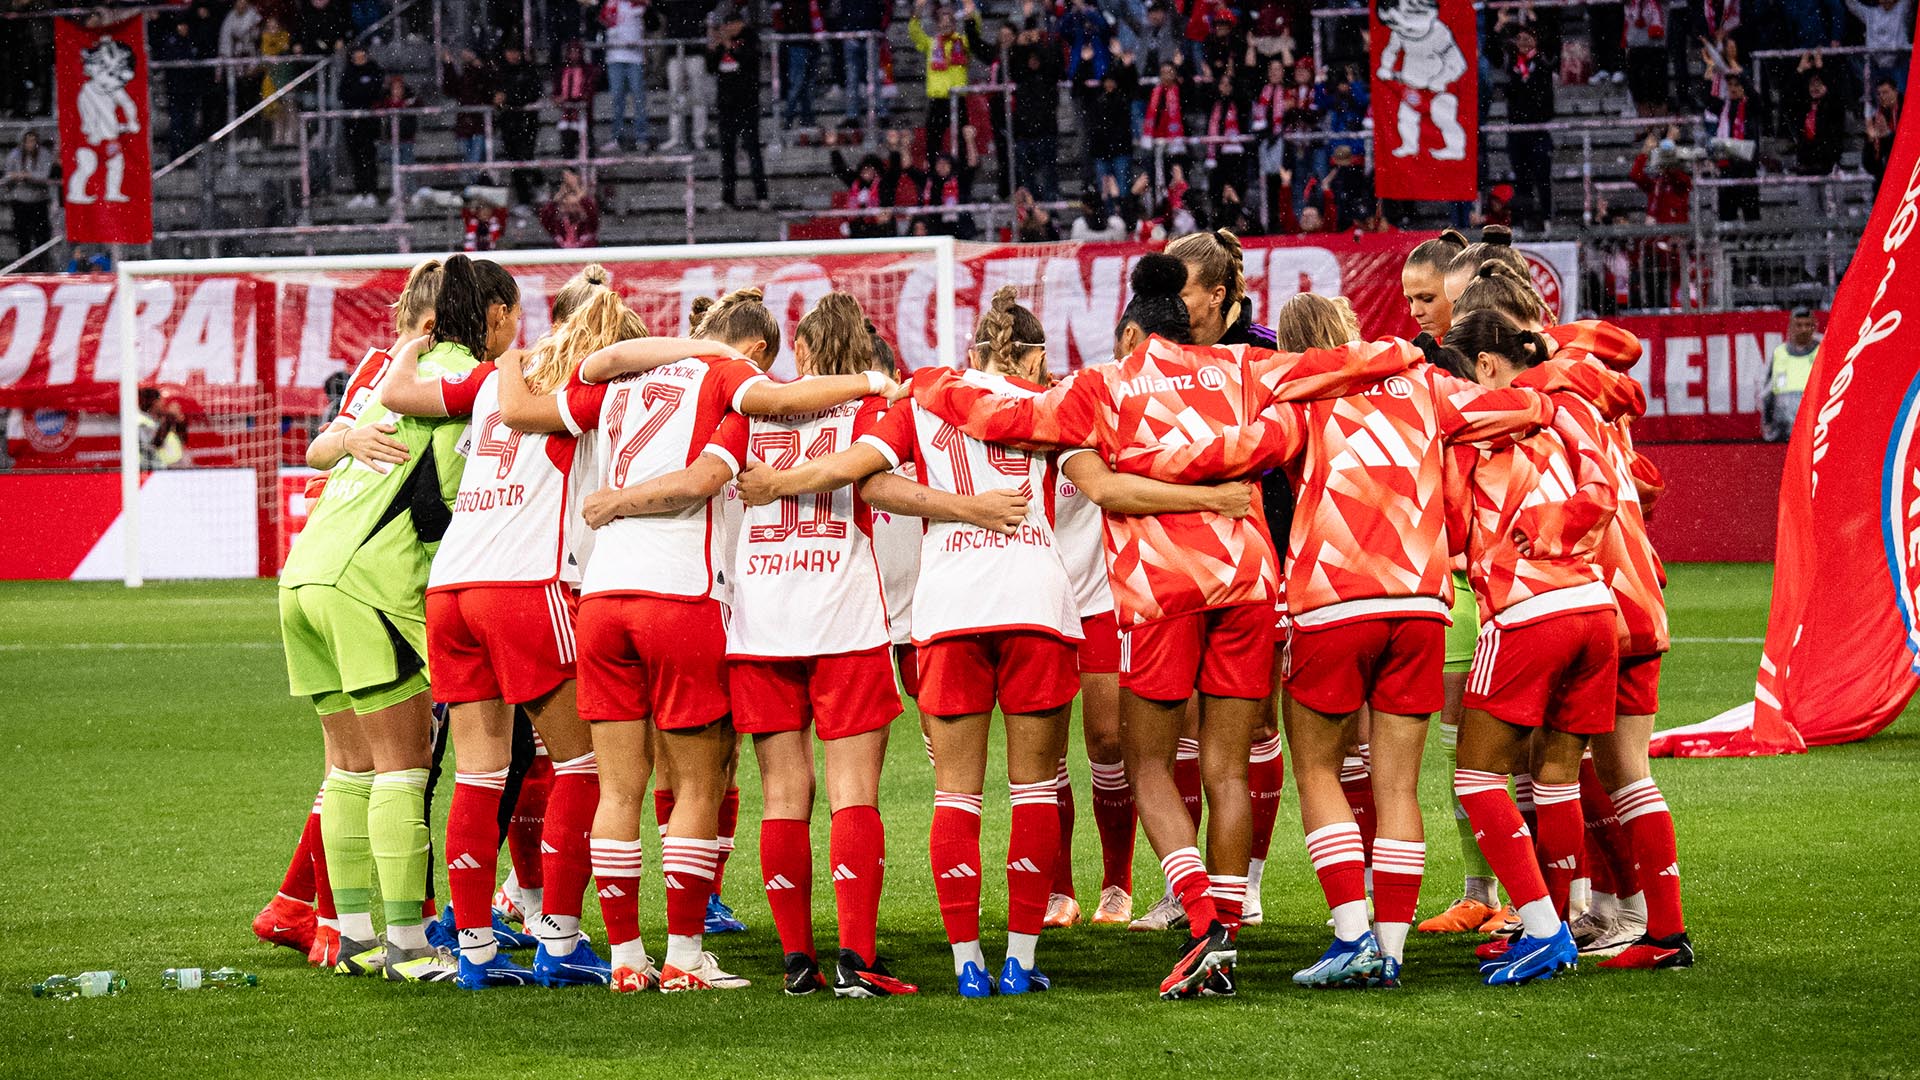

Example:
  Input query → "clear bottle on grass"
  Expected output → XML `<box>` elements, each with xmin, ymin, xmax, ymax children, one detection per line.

<box><xmin>162</xmin><ymin>967</ymin><xmax>260</xmax><ymax>990</ymax></box>
<box><xmin>33</xmin><ymin>971</ymin><xmax>128</xmax><ymax>998</ymax></box>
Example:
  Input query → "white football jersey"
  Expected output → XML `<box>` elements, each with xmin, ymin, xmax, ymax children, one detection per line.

<box><xmin>1054</xmin><ymin>448</ymin><xmax>1116</xmax><ymax>618</ymax></box>
<box><xmin>561</xmin><ymin>357</ymin><xmax>763</xmax><ymax>600</ymax></box>
<box><xmin>427</xmin><ymin>367</ymin><xmax>580</xmax><ymax>591</ymax></box>
<box><xmin>869</xmin><ymin>461</ymin><xmax>923</xmax><ymax>646</ymax></box>
<box><xmin>858</xmin><ymin>369</ymin><xmax>1081</xmax><ymax>646</ymax></box>
<box><xmin>727</xmin><ymin>394</ymin><xmax>892</xmax><ymax>659</ymax></box>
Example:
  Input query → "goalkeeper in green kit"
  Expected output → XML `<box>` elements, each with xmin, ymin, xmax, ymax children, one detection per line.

<box><xmin>278</xmin><ymin>255</ymin><xmax>522</xmax><ymax>982</ymax></box>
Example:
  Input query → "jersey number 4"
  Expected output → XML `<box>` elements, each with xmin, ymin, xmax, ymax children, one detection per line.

<box><xmin>607</xmin><ymin>384</ymin><xmax>687</xmax><ymax>487</ymax></box>
<box><xmin>475</xmin><ymin>412</ymin><xmax>523</xmax><ymax>480</ymax></box>
<box><xmin>748</xmin><ymin>428</ymin><xmax>848</xmax><ymax>542</ymax></box>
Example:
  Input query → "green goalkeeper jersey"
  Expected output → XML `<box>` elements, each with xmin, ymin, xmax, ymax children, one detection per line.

<box><xmin>279</xmin><ymin>341</ymin><xmax>479</xmax><ymax>619</ymax></box>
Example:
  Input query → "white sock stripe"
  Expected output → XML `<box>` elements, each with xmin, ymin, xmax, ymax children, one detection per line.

<box><xmin>1089</xmin><ymin>762</ymin><xmax>1129</xmax><ymax>789</ymax></box>
<box><xmin>371</xmin><ymin>769</ymin><xmax>429</xmax><ymax>791</ymax></box>
<box><xmin>1054</xmin><ymin>758</ymin><xmax>1072</xmax><ymax>785</ymax></box>
<box><xmin>1371</xmin><ymin>838</ymin><xmax>1427</xmax><ymax>874</ymax></box>
<box><xmin>934</xmin><ymin>791</ymin><xmax>985</xmax><ymax>814</ymax></box>
<box><xmin>1532</xmin><ymin>781</ymin><xmax>1581</xmax><ymax>806</ymax></box>
<box><xmin>1305</xmin><ymin>823</ymin><xmax>1366</xmax><ymax>869</ymax></box>
<box><xmin>553</xmin><ymin>752</ymin><xmax>598</xmax><ymax>776</ymax></box>
<box><xmin>1159</xmin><ymin>847</ymin><xmax>1206</xmax><ymax>879</ymax></box>
<box><xmin>1339</xmin><ymin>756</ymin><xmax>1369</xmax><ymax>782</ymax></box>
<box><xmin>1304</xmin><ymin>822</ymin><xmax>1362</xmax><ymax>847</ymax></box>
<box><xmin>717</xmin><ymin>835</ymin><xmax>736</xmax><ymax>852</ymax></box>
<box><xmin>1249</xmin><ymin>735</ymin><xmax>1284</xmax><ymax>763</ymax></box>
<box><xmin>1356</xmin><ymin>743</ymin><xmax>1372</xmax><ymax>768</ymax></box>
<box><xmin>310</xmin><ymin>791</ymin><xmax>326</xmax><ymax>813</ymax></box>
<box><xmin>454</xmin><ymin>768</ymin><xmax>512</xmax><ymax>792</ymax></box>
<box><xmin>1175</xmin><ymin>738</ymin><xmax>1200</xmax><ymax>761</ymax></box>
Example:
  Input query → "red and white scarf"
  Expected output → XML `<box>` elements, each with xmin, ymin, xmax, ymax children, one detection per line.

<box><xmin>1253</xmin><ymin>83</ymin><xmax>1281</xmax><ymax>130</ymax></box>
<box><xmin>1146</xmin><ymin>81</ymin><xmax>1184</xmax><ymax>139</ymax></box>
<box><xmin>928</xmin><ymin>33</ymin><xmax>967</xmax><ymax>72</ymax></box>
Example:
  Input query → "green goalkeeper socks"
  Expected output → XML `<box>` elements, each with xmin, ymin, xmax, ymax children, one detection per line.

<box><xmin>320</xmin><ymin>769</ymin><xmax>375</xmax><ymax>920</ymax></box>
<box><xmin>1440</xmin><ymin>723</ymin><xmax>1497</xmax><ymax>883</ymax></box>
<box><xmin>369</xmin><ymin>768</ymin><xmax>431</xmax><ymax>930</ymax></box>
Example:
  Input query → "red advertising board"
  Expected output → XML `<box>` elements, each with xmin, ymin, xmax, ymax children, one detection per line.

<box><xmin>1370</xmin><ymin>0</ymin><xmax>1478</xmax><ymax>202</ymax></box>
<box><xmin>54</xmin><ymin>15</ymin><xmax>153</xmax><ymax>245</ymax></box>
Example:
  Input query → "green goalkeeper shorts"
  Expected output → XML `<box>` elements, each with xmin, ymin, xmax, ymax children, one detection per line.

<box><xmin>279</xmin><ymin>584</ymin><xmax>430</xmax><ymax>717</ymax></box>
<box><xmin>1444</xmin><ymin>571</ymin><xmax>1479</xmax><ymax>674</ymax></box>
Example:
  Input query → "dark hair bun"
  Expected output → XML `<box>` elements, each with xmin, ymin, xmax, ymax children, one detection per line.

<box><xmin>1480</xmin><ymin>225</ymin><xmax>1513</xmax><ymax>247</ymax></box>
<box><xmin>1438</xmin><ymin>228</ymin><xmax>1469</xmax><ymax>248</ymax></box>
<box><xmin>1131</xmin><ymin>253</ymin><xmax>1188</xmax><ymax>299</ymax></box>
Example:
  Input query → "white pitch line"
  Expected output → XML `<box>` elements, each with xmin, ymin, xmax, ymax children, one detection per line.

<box><xmin>0</xmin><ymin>641</ymin><xmax>279</xmax><ymax>651</ymax></box>
<box><xmin>1671</xmin><ymin>636</ymin><xmax>1765</xmax><ymax>644</ymax></box>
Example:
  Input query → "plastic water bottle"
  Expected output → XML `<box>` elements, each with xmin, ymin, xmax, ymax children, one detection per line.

<box><xmin>32</xmin><ymin>971</ymin><xmax>128</xmax><ymax>998</ymax></box>
<box><xmin>162</xmin><ymin>967</ymin><xmax>260</xmax><ymax>990</ymax></box>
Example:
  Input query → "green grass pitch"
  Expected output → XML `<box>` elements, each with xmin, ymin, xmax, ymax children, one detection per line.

<box><xmin>1</xmin><ymin>564</ymin><xmax>1916</xmax><ymax>1078</ymax></box>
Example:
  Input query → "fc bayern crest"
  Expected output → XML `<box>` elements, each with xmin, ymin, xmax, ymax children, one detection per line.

<box><xmin>1520</xmin><ymin>250</ymin><xmax>1564</xmax><ymax>321</ymax></box>
<box><xmin>1880</xmin><ymin>368</ymin><xmax>1920</xmax><ymax>672</ymax></box>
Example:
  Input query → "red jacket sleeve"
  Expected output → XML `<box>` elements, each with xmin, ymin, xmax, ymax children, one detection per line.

<box><xmin>1247</xmin><ymin>339</ymin><xmax>1421</xmax><ymax>408</ymax></box>
<box><xmin>1114</xmin><ymin>402</ymin><xmax>1309</xmax><ymax>483</ymax></box>
<box><xmin>909</xmin><ymin>367</ymin><xmax>1107</xmax><ymax>451</ymax></box>
<box><xmin>1514</xmin><ymin>399</ymin><xmax>1621</xmax><ymax>561</ymax></box>
<box><xmin>1430</xmin><ymin>368</ymin><xmax>1555</xmax><ymax>444</ymax></box>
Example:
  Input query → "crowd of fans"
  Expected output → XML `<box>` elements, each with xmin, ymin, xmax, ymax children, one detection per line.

<box><xmin>0</xmin><ymin>0</ymin><xmax>1911</xmax><ymax>260</ymax></box>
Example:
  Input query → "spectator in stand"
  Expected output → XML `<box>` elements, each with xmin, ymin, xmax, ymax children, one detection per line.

<box><xmin>1126</xmin><ymin>1</ymin><xmax>1182</xmax><ymax>76</ymax></box>
<box><xmin>1317</xmin><ymin>62</ymin><xmax>1368</xmax><ymax>170</ymax></box>
<box><xmin>709</xmin><ymin>5</ymin><xmax>770</xmax><ymax>210</ymax></box>
<box><xmin>296</xmin><ymin>0</ymin><xmax>354</xmax><ymax>57</ymax></box>
<box><xmin>1844</xmin><ymin>0</ymin><xmax>1913</xmax><ymax>88</ymax></box>
<box><xmin>773</xmin><ymin>0</ymin><xmax>827</xmax><ymax>132</ymax></box>
<box><xmin>461</xmin><ymin>189</ymin><xmax>509</xmax><ymax>251</ymax></box>
<box><xmin>1279</xmin><ymin>56</ymin><xmax>1322</xmax><ymax>214</ymax></box>
<box><xmin>1061</xmin><ymin>0</ymin><xmax>1114</xmax><ymax>83</ymax></box>
<box><xmin>1203</xmin><ymin>69</ymin><xmax>1250</xmax><ymax>206</ymax></box>
<box><xmin>1623</xmin><ymin>0</ymin><xmax>1670</xmax><ymax>115</ymax></box>
<box><xmin>837</xmin><ymin>0</ymin><xmax>891</xmax><ymax>126</ymax></box>
<box><xmin>495</xmin><ymin>42</ymin><xmax>544</xmax><ymax>208</ymax></box>
<box><xmin>219</xmin><ymin>0</ymin><xmax>264</xmax><ymax>148</ymax></box>
<box><xmin>1323</xmin><ymin>143</ymin><xmax>1373</xmax><ymax>230</ymax></box>
<box><xmin>339</xmin><ymin>44</ymin><xmax>385</xmax><ymax>208</ymax></box>
<box><xmin>1789</xmin><ymin>53</ymin><xmax>1847</xmax><ymax>175</ymax></box>
<box><xmin>4</xmin><ymin>131</ymin><xmax>56</xmax><ymax>269</ymax></box>
<box><xmin>910</xmin><ymin>0</ymin><xmax>980</xmax><ymax>158</ymax></box>
<box><xmin>1704</xmin><ymin>0</ymin><xmax>1742</xmax><ymax>58</ymax></box>
<box><xmin>1014</xmin><ymin>186</ymin><xmax>1062</xmax><ymax>240</ymax></box>
<box><xmin>1011</xmin><ymin>24</ymin><xmax>1062</xmax><ymax>200</ymax></box>
<box><xmin>1631</xmin><ymin>126</ymin><xmax>1694</xmax><ymax>224</ymax></box>
<box><xmin>154</xmin><ymin>18</ymin><xmax>214</xmax><ymax>161</ymax></box>
<box><xmin>1709</xmin><ymin>74</ymin><xmax>1760</xmax><ymax>220</ymax></box>
<box><xmin>540</xmin><ymin>167</ymin><xmax>602</xmax><ymax>246</ymax></box>
<box><xmin>967</xmin><ymin>17</ymin><xmax>1018</xmax><ymax>195</ymax></box>
<box><xmin>1198</xmin><ymin>5</ymin><xmax>1243</xmax><ymax>88</ymax></box>
<box><xmin>378</xmin><ymin>73</ymin><xmax>420</xmax><ymax>203</ymax></box>
<box><xmin>1864</xmin><ymin>77</ymin><xmax>1901</xmax><ymax>190</ymax></box>
<box><xmin>1078</xmin><ymin>61</ymin><xmax>1138</xmax><ymax>214</ymax></box>
<box><xmin>831</xmin><ymin>142</ymin><xmax>902</xmax><ymax>238</ymax></box>
<box><xmin>442</xmin><ymin>45</ymin><xmax>496</xmax><ymax>182</ymax></box>
<box><xmin>657</xmin><ymin>0</ymin><xmax>715</xmax><ymax>152</ymax></box>
<box><xmin>1182</xmin><ymin>0</ymin><xmax>1229</xmax><ymax>72</ymax></box>
<box><xmin>1589</xmin><ymin>0</ymin><xmax>1626</xmax><ymax>84</ymax></box>
<box><xmin>599</xmin><ymin>0</ymin><xmax>651</xmax><ymax>151</ymax></box>
<box><xmin>555</xmin><ymin>39</ymin><xmax>599</xmax><ymax>160</ymax></box>
<box><xmin>1296</xmin><ymin>203</ymin><xmax>1325</xmax><ymax>233</ymax></box>
<box><xmin>1246</xmin><ymin>0</ymin><xmax>1296</xmax><ymax>68</ymax></box>
<box><xmin>1143</xmin><ymin>59</ymin><xmax>1187</xmax><ymax>157</ymax></box>
<box><xmin>1501</xmin><ymin>22</ymin><xmax>1555</xmax><ymax>233</ymax></box>
<box><xmin>1070</xmin><ymin>193</ymin><xmax>1129</xmax><ymax>239</ymax></box>
<box><xmin>1479</xmin><ymin>182</ymin><xmax>1515</xmax><ymax>227</ymax></box>
<box><xmin>910</xmin><ymin>148</ymin><xmax>980</xmax><ymax>237</ymax></box>
<box><xmin>260</xmin><ymin>15</ymin><xmax>298</xmax><ymax>146</ymax></box>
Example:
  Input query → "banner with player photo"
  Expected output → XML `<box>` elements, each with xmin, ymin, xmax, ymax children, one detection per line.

<box><xmin>1369</xmin><ymin>0</ymin><xmax>1477</xmax><ymax>202</ymax></box>
<box><xmin>1653</xmin><ymin>51</ymin><xmax>1920</xmax><ymax>756</ymax></box>
<box><xmin>54</xmin><ymin>15</ymin><xmax>153</xmax><ymax>245</ymax></box>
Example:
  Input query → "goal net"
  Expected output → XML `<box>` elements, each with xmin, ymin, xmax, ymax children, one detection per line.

<box><xmin>108</xmin><ymin>237</ymin><xmax>959</xmax><ymax>586</ymax></box>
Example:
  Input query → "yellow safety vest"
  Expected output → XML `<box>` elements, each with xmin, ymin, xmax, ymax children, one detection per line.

<box><xmin>1769</xmin><ymin>342</ymin><xmax>1816</xmax><ymax>395</ymax></box>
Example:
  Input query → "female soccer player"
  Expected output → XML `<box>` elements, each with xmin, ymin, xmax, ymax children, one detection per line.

<box><xmin>1212</xmin><ymin>293</ymin><xmax>1550</xmax><ymax>990</ymax></box>
<box><xmin>279</xmin><ymin>254</ymin><xmax>520</xmax><ymax>983</ymax></box>
<box><xmin>256</xmin><ymin>260</ymin><xmax>446</xmax><ymax>966</ymax></box>
<box><xmin>910</xmin><ymin>258</ymin><xmax>1417</xmax><ymax>999</ymax></box>
<box><xmin>1445</xmin><ymin>308</ymin><xmax>1625</xmax><ymax>986</ymax></box>
<box><xmin>1455</xmin><ymin>265</ymin><xmax>1691</xmax><ymax>969</ymax></box>
<box><xmin>500</xmin><ymin>286</ymin><xmax>898</xmax><ymax>994</ymax></box>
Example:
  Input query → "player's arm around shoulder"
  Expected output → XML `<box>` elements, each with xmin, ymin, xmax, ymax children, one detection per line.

<box><xmin>1063</xmin><ymin>447</ymin><xmax>1257</xmax><ymax>517</ymax></box>
<box><xmin>374</xmin><ymin>334</ymin><xmax>453</xmax><ymax>418</ymax></box>
<box><xmin>578</xmin><ymin>337</ymin><xmax>747</xmax><ymax>383</ymax></box>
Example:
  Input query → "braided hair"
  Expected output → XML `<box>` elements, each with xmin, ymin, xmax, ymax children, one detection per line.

<box><xmin>971</xmin><ymin>285</ymin><xmax>1047</xmax><ymax>379</ymax></box>
<box><xmin>692</xmin><ymin>286</ymin><xmax>782</xmax><ymax>354</ymax></box>
<box><xmin>1453</xmin><ymin>261</ymin><xmax>1550</xmax><ymax>328</ymax></box>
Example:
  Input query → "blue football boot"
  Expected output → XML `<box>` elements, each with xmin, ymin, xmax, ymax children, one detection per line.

<box><xmin>996</xmin><ymin>956</ymin><xmax>1051</xmax><ymax>996</ymax></box>
<box><xmin>425</xmin><ymin>907</ymin><xmax>459</xmax><ymax>952</ymax></box>
<box><xmin>704</xmin><ymin>893</ymin><xmax>748</xmax><ymax>935</ymax></box>
<box><xmin>455</xmin><ymin>950</ymin><xmax>535</xmax><ymax>990</ymax></box>
<box><xmin>956</xmin><ymin>960</ymin><xmax>994</xmax><ymax>998</ymax></box>
<box><xmin>1484</xmin><ymin>924</ymin><xmax>1579</xmax><ymax>986</ymax></box>
<box><xmin>1292</xmin><ymin>930</ymin><xmax>1383</xmax><ymax>988</ymax></box>
<box><xmin>492</xmin><ymin>910</ymin><xmax>536</xmax><ymax>949</ymax></box>
<box><xmin>532</xmin><ymin>937</ymin><xmax>613</xmax><ymax>987</ymax></box>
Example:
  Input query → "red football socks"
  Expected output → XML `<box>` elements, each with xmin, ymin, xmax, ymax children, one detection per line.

<box><xmin>831</xmin><ymin>804</ymin><xmax>885</xmax><ymax>963</ymax></box>
<box><xmin>542</xmin><ymin>753</ymin><xmax>600</xmax><ymax>924</ymax></box>
<box><xmin>1088</xmin><ymin>760</ymin><xmax>1135</xmax><ymax>892</ymax></box>
<box><xmin>1613</xmin><ymin>777</ymin><xmax>1686</xmax><ymax>937</ymax></box>
<box><xmin>507</xmin><ymin>754</ymin><xmax>552</xmax><ymax>891</ymax></box>
<box><xmin>1049</xmin><ymin>760</ymin><xmax>1077</xmax><ymax>899</ymax></box>
<box><xmin>1007</xmin><ymin>780</ymin><xmax>1060</xmax><ymax>936</ymax></box>
<box><xmin>930</xmin><ymin>791</ymin><xmax>984</xmax><ymax>945</ymax></box>
<box><xmin>1455</xmin><ymin>769</ymin><xmax>1550</xmax><ymax>910</ymax></box>
<box><xmin>760</xmin><ymin>817</ymin><xmax>814</xmax><ymax>959</ymax></box>
<box><xmin>448</xmin><ymin>768</ymin><xmax>508</xmax><ymax>932</ymax></box>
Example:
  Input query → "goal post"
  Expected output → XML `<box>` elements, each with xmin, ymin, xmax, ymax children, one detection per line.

<box><xmin>112</xmin><ymin>235</ymin><xmax>961</xmax><ymax>588</ymax></box>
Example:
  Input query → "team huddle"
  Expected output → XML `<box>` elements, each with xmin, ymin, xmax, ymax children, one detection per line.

<box><xmin>254</xmin><ymin>224</ymin><xmax>1692</xmax><ymax>1000</ymax></box>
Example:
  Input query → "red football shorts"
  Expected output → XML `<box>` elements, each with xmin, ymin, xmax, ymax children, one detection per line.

<box><xmin>1120</xmin><ymin>602</ymin><xmax>1274</xmax><ymax>703</ymax></box>
<box><xmin>729</xmin><ymin>647</ymin><xmax>903</xmax><ymax>740</ymax></box>
<box><xmin>1464</xmin><ymin>609</ymin><xmax>1619</xmax><ymax>735</ymax></box>
<box><xmin>892</xmin><ymin>643</ymin><xmax>920</xmax><ymax>700</ymax></box>
<box><xmin>1077</xmin><ymin>610</ymin><xmax>1121</xmax><ymax>675</ymax></box>
<box><xmin>1284</xmin><ymin>615</ymin><xmax>1446</xmax><ymax>718</ymax></box>
<box><xmin>426</xmin><ymin>582</ymin><xmax>576</xmax><ymax>705</ymax></box>
<box><xmin>917</xmin><ymin>631</ymin><xmax>1080</xmax><ymax>717</ymax></box>
<box><xmin>575</xmin><ymin>594</ymin><xmax>732</xmax><ymax>730</ymax></box>
<box><xmin>1616</xmin><ymin>654</ymin><xmax>1663</xmax><ymax>717</ymax></box>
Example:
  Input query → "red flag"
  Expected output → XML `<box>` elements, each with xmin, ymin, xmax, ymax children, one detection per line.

<box><xmin>55</xmin><ymin>15</ymin><xmax>153</xmax><ymax>245</ymax></box>
<box><xmin>1654</xmin><ymin>47</ymin><xmax>1920</xmax><ymax>756</ymax></box>
<box><xmin>1369</xmin><ymin>0</ymin><xmax>1476</xmax><ymax>202</ymax></box>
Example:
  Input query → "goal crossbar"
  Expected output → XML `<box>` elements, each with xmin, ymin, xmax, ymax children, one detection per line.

<box><xmin>111</xmin><ymin>236</ymin><xmax>960</xmax><ymax>587</ymax></box>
